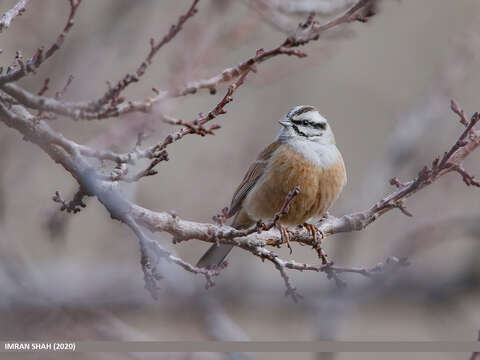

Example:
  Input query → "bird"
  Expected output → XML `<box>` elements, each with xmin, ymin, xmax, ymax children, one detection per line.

<box><xmin>197</xmin><ymin>105</ymin><xmax>347</xmax><ymax>268</ymax></box>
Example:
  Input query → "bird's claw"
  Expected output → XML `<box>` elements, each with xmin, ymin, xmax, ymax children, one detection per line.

<box><xmin>276</xmin><ymin>223</ymin><xmax>293</xmax><ymax>254</ymax></box>
<box><xmin>303</xmin><ymin>223</ymin><xmax>328</xmax><ymax>264</ymax></box>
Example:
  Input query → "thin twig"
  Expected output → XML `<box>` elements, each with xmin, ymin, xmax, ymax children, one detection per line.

<box><xmin>0</xmin><ymin>0</ymin><xmax>31</xmax><ymax>33</ymax></box>
<box><xmin>84</xmin><ymin>0</ymin><xmax>200</xmax><ymax>113</ymax></box>
<box><xmin>0</xmin><ymin>0</ymin><xmax>82</xmax><ymax>85</ymax></box>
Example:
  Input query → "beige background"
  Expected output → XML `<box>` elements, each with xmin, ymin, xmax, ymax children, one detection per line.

<box><xmin>0</xmin><ymin>0</ymin><xmax>480</xmax><ymax>359</ymax></box>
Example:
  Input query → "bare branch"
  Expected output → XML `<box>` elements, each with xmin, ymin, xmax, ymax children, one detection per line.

<box><xmin>112</xmin><ymin>0</ymin><xmax>375</xmax><ymax>116</ymax></box>
<box><xmin>52</xmin><ymin>189</ymin><xmax>87</xmax><ymax>213</ymax></box>
<box><xmin>152</xmin><ymin>0</ymin><xmax>374</xmax><ymax>101</ymax></box>
<box><xmin>125</xmin><ymin>215</ymin><xmax>224</xmax><ymax>299</ymax></box>
<box><xmin>283</xmin><ymin>0</ymin><xmax>376</xmax><ymax>47</ymax></box>
<box><xmin>0</xmin><ymin>46</ymin><xmax>302</xmax><ymax>122</ymax></box>
<box><xmin>0</xmin><ymin>0</ymin><xmax>31</xmax><ymax>33</ymax></box>
<box><xmin>0</xmin><ymin>0</ymin><xmax>372</xmax><ymax>123</ymax></box>
<box><xmin>2</xmin><ymin>0</ymin><xmax>478</xmax><ymax>301</ymax></box>
<box><xmin>84</xmin><ymin>0</ymin><xmax>200</xmax><ymax>113</ymax></box>
<box><xmin>55</xmin><ymin>75</ymin><xmax>74</xmax><ymax>100</ymax></box>
<box><xmin>126</xmin><ymin>104</ymin><xmax>479</xmax><ymax>295</ymax></box>
<box><xmin>37</xmin><ymin>78</ymin><xmax>50</xmax><ymax>96</ymax></box>
<box><xmin>451</xmin><ymin>99</ymin><xmax>468</xmax><ymax>126</ymax></box>
<box><xmin>69</xmin><ymin>67</ymin><xmax>255</xmax><ymax>183</ymax></box>
<box><xmin>138</xmin><ymin>68</ymin><xmax>253</xmax><ymax>175</ymax></box>
<box><xmin>130</xmin><ymin>103</ymin><xmax>479</xmax><ymax>246</ymax></box>
<box><xmin>0</xmin><ymin>0</ymin><xmax>82</xmax><ymax>85</ymax></box>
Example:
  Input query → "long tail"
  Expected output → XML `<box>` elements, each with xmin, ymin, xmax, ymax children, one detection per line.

<box><xmin>196</xmin><ymin>211</ymin><xmax>252</xmax><ymax>268</ymax></box>
<box><xmin>196</xmin><ymin>243</ymin><xmax>234</xmax><ymax>268</ymax></box>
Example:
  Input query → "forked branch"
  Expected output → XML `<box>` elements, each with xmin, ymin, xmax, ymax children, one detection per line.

<box><xmin>1</xmin><ymin>0</ymin><xmax>478</xmax><ymax>301</ymax></box>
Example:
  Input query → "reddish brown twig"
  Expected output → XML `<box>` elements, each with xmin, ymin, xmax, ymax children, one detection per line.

<box><xmin>55</xmin><ymin>75</ymin><xmax>74</xmax><ymax>100</ymax></box>
<box><xmin>128</xmin><ymin>68</ymin><xmax>253</xmax><ymax>180</ymax></box>
<box><xmin>52</xmin><ymin>189</ymin><xmax>87</xmax><ymax>214</ymax></box>
<box><xmin>451</xmin><ymin>99</ymin><xmax>468</xmax><ymax>126</ymax></box>
<box><xmin>43</xmin><ymin>0</ymin><xmax>371</xmax><ymax>121</ymax></box>
<box><xmin>155</xmin><ymin>0</ymin><xmax>373</xmax><ymax>99</ymax></box>
<box><xmin>323</xmin><ymin>104</ymin><xmax>478</xmax><ymax>230</ymax></box>
<box><xmin>0</xmin><ymin>0</ymin><xmax>374</xmax><ymax>124</ymax></box>
<box><xmin>37</xmin><ymin>78</ymin><xmax>50</xmax><ymax>96</ymax></box>
<box><xmin>283</xmin><ymin>0</ymin><xmax>376</xmax><ymax>47</ymax></box>
<box><xmin>84</xmin><ymin>0</ymin><xmax>199</xmax><ymax>113</ymax></box>
<box><xmin>162</xmin><ymin>116</ymin><xmax>221</xmax><ymax>137</ymax></box>
<box><xmin>158</xmin><ymin>68</ymin><xmax>252</xmax><ymax>151</ymax></box>
<box><xmin>0</xmin><ymin>0</ymin><xmax>82</xmax><ymax>85</ymax></box>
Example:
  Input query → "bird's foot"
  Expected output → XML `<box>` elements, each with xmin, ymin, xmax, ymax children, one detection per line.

<box><xmin>303</xmin><ymin>222</ymin><xmax>328</xmax><ymax>264</ymax></box>
<box><xmin>276</xmin><ymin>223</ymin><xmax>293</xmax><ymax>254</ymax></box>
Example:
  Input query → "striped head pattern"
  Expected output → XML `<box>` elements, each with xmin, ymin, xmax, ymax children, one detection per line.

<box><xmin>278</xmin><ymin>105</ymin><xmax>336</xmax><ymax>145</ymax></box>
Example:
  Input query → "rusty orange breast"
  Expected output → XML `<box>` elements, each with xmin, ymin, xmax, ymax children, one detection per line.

<box><xmin>244</xmin><ymin>144</ymin><xmax>346</xmax><ymax>225</ymax></box>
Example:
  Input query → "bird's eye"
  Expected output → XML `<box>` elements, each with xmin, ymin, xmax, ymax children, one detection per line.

<box><xmin>291</xmin><ymin>119</ymin><xmax>316</xmax><ymax>127</ymax></box>
<box><xmin>313</xmin><ymin>122</ymin><xmax>326</xmax><ymax>130</ymax></box>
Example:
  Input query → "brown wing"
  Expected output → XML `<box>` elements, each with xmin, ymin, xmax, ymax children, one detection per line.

<box><xmin>227</xmin><ymin>141</ymin><xmax>281</xmax><ymax>218</ymax></box>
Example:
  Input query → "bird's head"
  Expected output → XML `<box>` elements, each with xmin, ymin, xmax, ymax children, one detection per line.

<box><xmin>278</xmin><ymin>105</ymin><xmax>336</xmax><ymax>145</ymax></box>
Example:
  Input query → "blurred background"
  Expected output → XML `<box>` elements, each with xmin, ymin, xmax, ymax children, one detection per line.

<box><xmin>0</xmin><ymin>0</ymin><xmax>480</xmax><ymax>359</ymax></box>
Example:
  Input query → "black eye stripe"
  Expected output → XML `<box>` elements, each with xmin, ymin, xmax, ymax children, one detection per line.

<box><xmin>291</xmin><ymin>119</ymin><xmax>311</xmax><ymax>126</ymax></box>
<box><xmin>291</xmin><ymin>119</ymin><xmax>327</xmax><ymax>130</ymax></box>
<box><xmin>291</xmin><ymin>124</ymin><xmax>308</xmax><ymax>137</ymax></box>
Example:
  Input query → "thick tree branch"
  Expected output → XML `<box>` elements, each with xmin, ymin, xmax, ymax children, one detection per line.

<box><xmin>2</xmin><ymin>0</ymin><xmax>478</xmax><ymax>301</ymax></box>
<box><xmin>0</xmin><ymin>101</ymin><xmax>223</xmax><ymax>294</ymax></box>
<box><xmin>130</xmin><ymin>101</ymin><xmax>479</xmax><ymax>246</ymax></box>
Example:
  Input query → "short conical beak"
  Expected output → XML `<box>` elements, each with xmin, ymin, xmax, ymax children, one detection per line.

<box><xmin>279</xmin><ymin>120</ymin><xmax>291</xmax><ymax>128</ymax></box>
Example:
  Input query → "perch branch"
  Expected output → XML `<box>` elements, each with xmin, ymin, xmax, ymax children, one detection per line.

<box><xmin>2</xmin><ymin>0</ymin><xmax>478</xmax><ymax>300</ymax></box>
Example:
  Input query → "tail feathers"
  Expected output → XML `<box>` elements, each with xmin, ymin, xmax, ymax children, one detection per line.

<box><xmin>196</xmin><ymin>244</ymin><xmax>234</xmax><ymax>268</ymax></box>
<box><xmin>196</xmin><ymin>210</ymin><xmax>252</xmax><ymax>268</ymax></box>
